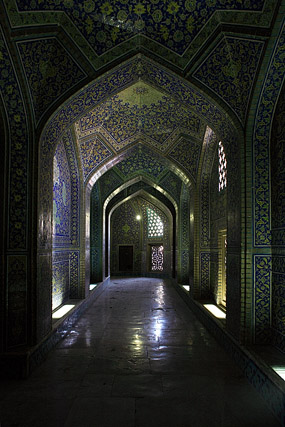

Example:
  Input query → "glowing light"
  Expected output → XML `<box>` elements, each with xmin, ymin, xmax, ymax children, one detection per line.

<box><xmin>90</xmin><ymin>284</ymin><xmax>97</xmax><ymax>290</ymax></box>
<box><xmin>133</xmin><ymin>333</ymin><xmax>143</xmax><ymax>350</ymax></box>
<box><xmin>52</xmin><ymin>304</ymin><xmax>75</xmax><ymax>319</ymax></box>
<box><xmin>183</xmin><ymin>285</ymin><xmax>190</xmax><ymax>292</ymax></box>
<box><xmin>272</xmin><ymin>366</ymin><xmax>285</xmax><ymax>380</ymax></box>
<box><xmin>203</xmin><ymin>304</ymin><xmax>226</xmax><ymax>319</ymax></box>
<box><xmin>155</xmin><ymin>321</ymin><xmax>162</xmax><ymax>341</ymax></box>
<box><xmin>136</xmin><ymin>215</ymin><xmax>141</xmax><ymax>220</ymax></box>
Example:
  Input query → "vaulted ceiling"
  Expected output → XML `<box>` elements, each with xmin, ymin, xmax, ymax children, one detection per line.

<box><xmin>4</xmin><ymin>0</ymin><xmax>276</xmax><ymax>127</ymax></box>
<box><xmin>1</xmin><ymin>0</ymin><xmax>280</xmax><ymax>189</ymax></box>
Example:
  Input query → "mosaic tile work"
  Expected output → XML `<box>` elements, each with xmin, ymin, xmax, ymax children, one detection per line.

<box><xmin>272</xmin><ymin>272</ymin><xmax>285</xmax><ymax>351</ymax></box>
<box><xmin>181</xmin><ymin>250</ymin><xmax>189</xmax><ymax>285</ymax></box>
<box><xmin>52</xmin><ymin>251</ymin><xmax>80</xmax><ymax>310</ymax></box>
<box><xmin>38</xmin><ymin>55</ymin><xmax>235</xmax><ymax>257</ymax></box>
<box><xmin>168</xmin><ymin>137</ymin><xmax>201</xmax><ymax>183</ymax></box>
<box><xmin>7</xmin><ymin>255</ymin><xmax>27</xmax><ymax>348</ymax></box>
<box><xmin>76</xmin><ymin>88</ymin><xmax>201</xmax><ymax>152</ymax></box>
<box><xmin>254</xmin><ymin>255</ymin><xmax>272</xmax><ymax>344</ymax></box>
<box><xmin>78</xmin><ymin>135</ymin><xmax>113</xmax><ymax>182</ymax></box>
<box><xmin>181</xmin><ymin>184</ymin><xmax>190</xmax><ymax>250</ymax></box>
<box><xmin>40</xmin><ymin>55</ymin><xmax>233</xmax><ymax>161</ymax></box>
<box><xmin>110</xmin><ymin>196</ymin><xmax>171</xmax><ymax>276</ymax></box>
<box><xmin>253</xmin><ymin>21</ymin><xmax>285</xmax><ymax>247</ymax></box>
<box><xmin>159</xmin><ymin>171</ymin><xmax>182</xmax><ymax>203</ymax></box>
<box><xmin>53</xmin><ymin>131</ymin><xmax>80</xmax><ymax>247</ymax></box>
<box><xmin>69</xmin><ymin>251</ymin><xmax>80</xmax><ymax>298</ymax></box>
<box><xmin>200</xmin><ymin>252</ymin><xmax>211</xmax><ymax>298</ymax></box>
<box><xmin>210</xmin><ymin>251</ymin><xmax>219</xmax><ymax>300</ymax></box>
<box><xmin>52</xmin><ymin>253</ymin><xmax>69</xmax><ymax>311</ymax></box>
<box><xmin>271</xmin><ymin>81</ymin><xmax>285</xmax><ymax>239</ymax></box>
<box><xmin>90</xmin><ymin>183</ymin><xmax>102</xmax><ymax>282</ymax></box>
<box><xmin>200</xmin><ymin>127</ymin><xmax>218</xmax><ymax>249</ymax></box>
<box><xmin>193</xmin><ymin>37</ymin><xmax>264</xmax><ymax>123</ymax></box>
<box><xmin>99</xmin><ymin>169</ymin><xmax>122</xmax><ymax>203</ymax></box>
<box><xmin>0</xmin><ymin>28</ymin><xmax>28</xmax><ymax>250</ymax></box>
<box><xmin>111</xmin><ymin>199</ymin><xmax>140</xmax><ymax>275</ymax></box>
<box><xmin>116</xmin><ymin>146</ymin><xmax>166</xmax><ymax>180</ymax></box>
<box><xmin>15</xmin><ymin>0</ymin><xmax>265</xmax><ymax>57</ymax></box>
<box><xmin>210</xmin><ymin>153</ymin><xmax>227</xmax><ymax>244</ymax></box>
<box><xmin>17</xmin><ymin>38</ymin><xmax>86</xmax><ymax>123</ymax></box>
<box><xmin>53</xmin><ymin>140</ymin><xmax>71</xmax><ymax>242</ymax></box>
<box><xmin>62</xmin><ymin>131</ymin><xmax>80</xmax><ymax>246</ymax></box>
<box><xmin>180</xmin><ymin>180</ymin><xmax>191</xmax><ymax>285</ymax></box>
<box><xmin>272</xmin><ymin>255</ymin><xmax>285</xmax><ymax>352</ymax></box>
<box><xmin>271</xmin><ymin>81</ymin><xmax>285</xmax><ymax>351</ymax></box>
<box><xmin>141</xmin><ymin>58</ymin><xmax>234</xmax><ymax>144</ymax></box>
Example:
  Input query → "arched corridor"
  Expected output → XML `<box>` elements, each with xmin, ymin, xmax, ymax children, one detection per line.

<box><xmin>0</xmin><ymin>278</ymin><xmax>279</xmax><ymax>427</ymax></box>
<box><xmin>1</xmin><ymin>1</ymin><xmax>285</xmax><ymax>425</ymax></box>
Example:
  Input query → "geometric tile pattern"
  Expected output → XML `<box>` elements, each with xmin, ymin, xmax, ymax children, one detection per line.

<box><xmin>0</xmin><ymin>28</ymin><xmax>28</xmax><ymax>250</ymax></box>
<box><xmin>181</xmin><ymin>183</ymin><xmax>190</xmax><ymax>250</ymax></box>
<box><xmin>200</xmin><ymin>252</ymin><xmax>211</xmax><ymax>298</ymax></box>
<box><xmin>90</xmin><ymin>183</ymin><xmax>102</xmax><ymax>282</ymax></box>
<box><xmin>111</xmin><ymin>199</ymin><xmax>141</xmax><ymax>275</ymax></box>
<box><xmin>99</xmin><ymin>169</ymin><xmax>123</xmax><ymax>203</ymax></box>
<box><xmin>78</xmin><ymin>135</ymin><xmax>113</xmax><ymax>182</ymax></box>
<box><xmin>168</xmin><ymin>137</ymin><xmax>201</xmax><ymax>183</ymax></box>
<box><xmin>52</xmin><ymin>131</ymin><xmax>80</xmax><ymax>247</ymax></box>
<box><xmin>53</xmin><ymin>140</ymin><xmax>71</xmax><ymax>242</ymax></box>
<box><xmin>52</xmin><ymin>251</ymin><xmax>80</xmax><ymax>310</ymax></box>
<box><xmin>76</xmin><ymin>83</ymin><xmax>201</xmax><ymax>153</ymax></box>
<box><xmin>63</xmin><ymin>131</ymin><xmax>80</xmax><ymax>247</ymax></box>
<box><xmin>41</xmin><ymin>55</ymin><xmax>233</xmax><ymax>164</ymax></box>
<box><xmin>271</xmin><ymin>80</ymin><xmax>285</xmax><ymax>233</ymax></box>
<box><xmin>254</xmin><ymin>255</ymin><xmax>272</xmax><ymax>344</ymax></box>
<box><xmin>200</xmin><ymin>128</ymin><xmax>218</xmax><ymax>249</ymax></box>
<box><xmin>194</xmin><ymin>37</ymin><xmax>264</xmax><ymax>123</ymax></box>
<box><xmin>159</xmin><ymin>171</ymin><xmax>182</xmax><ymax>203</ymax></box>
<box><xmin>116</xmin><ymin>146</ymin><xmax>166</xmax><ymax>180</ymax></box>
<box><xmin>253</xmin><ymin>22</ymin><xmax>285</xmax><ymax>247</ymax></box>
<box><xmin>17</xmin><ymin>38</ymin><xmax>86</xmax><ymax>123</ymax></box>
<box><xmin>15</xmin><ymin>0</ymin><xmax>265</xmax><ymax>57</ymax></box>
<box><xmin>52</xmin><ymin>252</ymin><xmax>70</xmax><ymax>310</ymax></box>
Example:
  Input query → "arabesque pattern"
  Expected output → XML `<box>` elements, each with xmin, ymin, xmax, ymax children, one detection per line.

<box><xmin>76</xmin><ymin>91</ymin><xmax>201</xmax><ymax>152</ymax></box>
<box><xmin>15</xmin><ymin>0</ymin><xmax>265</xmax><ymax>56</ymax></box>
<box><xmin>18</xmin><ymin>38</ymin><xmax>86</xmax><ymax>122</ymax></box>
<box><xmin>194</xmin><ymin>37</ymin><xmax>264</xmax><ymax>123</ymax></box>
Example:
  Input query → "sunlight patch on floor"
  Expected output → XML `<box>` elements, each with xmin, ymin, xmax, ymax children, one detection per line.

<box><xmin>203</xmin><ymin>304</ymin><xmax>226</xmax><ymax>319</ymax></box>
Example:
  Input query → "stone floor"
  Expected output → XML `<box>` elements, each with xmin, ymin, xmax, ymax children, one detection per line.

<box><xmin>0</xmin><ymin>278</ymin><xmax>280</xmax><ymax>426</ymax></box>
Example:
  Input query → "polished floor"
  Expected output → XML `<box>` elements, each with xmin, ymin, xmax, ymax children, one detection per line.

<box><xmin>0</xmin><ymin>278</ymin><xmax>280</xmax><ymax>427</ymax></box>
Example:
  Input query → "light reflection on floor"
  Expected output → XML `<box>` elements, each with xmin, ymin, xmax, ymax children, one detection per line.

<box><xmin>0</xmin><ymin>277</ymin><xmax>279</xmax><ymax>427</ymax></box>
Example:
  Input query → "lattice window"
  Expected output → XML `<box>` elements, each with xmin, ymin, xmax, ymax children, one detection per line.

<box><xmin>147</xmin><ymin>208</ymin><xmax>163</xmax><ymax>237</ymax></box>
<box><xmin>151</xmin><ymin>245</ymin><xmax>164</xmax><ymax>271</ymax></box>
<box><xmin>218</xmin><ymin>141</ymin><xmax>227</xmax><ymax>191</ymax></box>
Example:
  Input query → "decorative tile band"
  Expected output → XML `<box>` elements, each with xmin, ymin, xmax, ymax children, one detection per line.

<box><xmin>200</xmin><ymin>252</ymin><xmax>210</xmax><ymax>298</ymax></box>
<box><xmin>254</xmin><ymin>255</ymin><xmax>272</xmax><ymax>344</ymax></box>
<box><xmin>0</xmin><ymin>28</ymin><xmax>28</xmax><ymax>250</ymax></box>
<box><xmin>253</xmin><ymin>21</ymin><xmax>285</xmax><ymax>246</ymax></box>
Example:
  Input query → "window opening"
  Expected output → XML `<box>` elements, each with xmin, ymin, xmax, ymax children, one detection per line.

<box><xmin>218</xmin><ymin>230</ymin><xmax>227</xmax><ymax>307</ymax></box>
<box><xmin>218</xmin><ymin>141</ymin><xmax>227</xmax><ymax>191</ymax></box>
<box><xmin>147</xmin><ymin>208</ymin><xmax>164</xmax><ymax>237</ymax></box>
<box><xmin>151</xmin><ymin>245</ymin><xmax>164</xmax><ymax>271</ymax></box>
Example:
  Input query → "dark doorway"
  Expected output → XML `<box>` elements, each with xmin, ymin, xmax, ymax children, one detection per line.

<box><xmin>119</xmin><ymin>245</ymin><xmax>133</xmax><ymax>272</ymax></box>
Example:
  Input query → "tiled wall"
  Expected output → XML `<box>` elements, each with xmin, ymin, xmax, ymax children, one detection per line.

<box><xmin>110</xmin><ymin>197</ymin><xmax>171</xmax><ymax>277</ymax></box>
<box><xmin>210</xmin><ymin>151</ymin><xmax>227</xmax><ymax>302</ymax></box>
<box><xmin>271</xmin><ymin>80</ymin><xmax>285</xmax><ymax>352</ymax></box>
<box><xmin>52</xmin><ymin>135</ymin><xmax>80</xmax><ymax>310</ymax></box>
